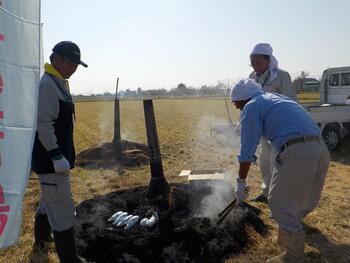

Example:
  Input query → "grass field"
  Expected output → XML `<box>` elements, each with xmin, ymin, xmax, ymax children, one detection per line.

<box><xmin>297</xmin><ymin>92</ymin><xmax>320</xmax><ymax>102</ymax></box>
<box><xmin>1</xmin><ymin>97</ymin><xmax>349</xmax><ymax>263</ymax></box>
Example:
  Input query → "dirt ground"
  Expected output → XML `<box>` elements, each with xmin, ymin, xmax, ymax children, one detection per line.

<box><xmin>0</xmin><ymin>99</ymin><xmax>349</xmax><ymax>263</ymax></box>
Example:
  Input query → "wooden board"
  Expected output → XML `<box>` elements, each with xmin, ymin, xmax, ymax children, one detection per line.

<box><xmin>179</xmin><ymin>169</ymin><xmax>226</xmax><ymax>182</ymax></box>
<box><xmin>188</xmin><ymin>173</ymin><xmax>225</xmax><ymax>181</ymax></box>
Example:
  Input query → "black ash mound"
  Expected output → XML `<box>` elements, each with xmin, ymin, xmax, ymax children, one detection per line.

<box><xmin>75</xmin><ymin>140</ymin><xmax>149</xmax><ymax>169</ymax></box>
<box><xmin>75</xmin><ymin>183</ymin><xmax>267</xmax><ymax>263</ymax></box>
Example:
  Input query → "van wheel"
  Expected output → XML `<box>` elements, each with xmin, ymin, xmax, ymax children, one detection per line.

<box><xmin>322</xmin><ymin>126</ymin><xmax>340</xmax><ymax>151</ymax></box>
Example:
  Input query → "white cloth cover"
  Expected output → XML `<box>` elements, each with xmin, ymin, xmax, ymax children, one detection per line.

<box><xmin>251</xmin><ymin>43</ymin><xmax>279</xmax><ymax>81</ymax></box>
<box><xmin>0</xmin><ymin>0</ymin><xmax>41</xmax><ymax>248</ymax></box>
<box><xmin>230</xmin><ymin>79</ymin><xmax>263</xmax><ymax>101</ymax></box>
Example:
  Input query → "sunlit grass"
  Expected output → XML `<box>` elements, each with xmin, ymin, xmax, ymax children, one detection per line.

<box><xmin>298</xmin><ymin>92</ymin><xmax>320</xmax><ymax>103</ymax></box>
<box><xmin>0</xmin><ymin>98</ymin><xmax>348</xmax><ymax>263</ymax></box>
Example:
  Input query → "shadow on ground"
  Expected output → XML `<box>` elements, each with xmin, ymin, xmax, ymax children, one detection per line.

<box><xmin>304</xmin><ymin>224</ymin><xmax>350</xmax><ymax>263</ymax></box>
<box><xmin>331</xmin><ymin>136</ymin><xmax>350</xmax><ymax>165</ymax></box>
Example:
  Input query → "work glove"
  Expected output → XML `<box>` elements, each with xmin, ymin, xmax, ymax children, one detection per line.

<box><xmin>52</xmin><ymin>155</ymin><xmax>70</xmax><ymax>173</ymax></box>
<box><xmin>235</xmin><ymin>177</ymin><xmax>249</xmax><ymax>201</ymax></box>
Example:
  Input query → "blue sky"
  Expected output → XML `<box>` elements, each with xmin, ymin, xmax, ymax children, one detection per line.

<box><xmin>42</xmin><ymin>0</ymin><xmax>350</xmax><ymax>94</ymax></box>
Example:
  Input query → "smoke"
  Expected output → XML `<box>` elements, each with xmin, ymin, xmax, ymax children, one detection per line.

<box><xmin>96</xmin><ymin>102</ymin><xmax>114</xmax><ymax>142</ymax></box>
<box><xmin>96</xmin><ymin>101</ymin><xmax>135</xmax><ymax>143</ymax></box>
<box><xmin>188</xmin><ymin>115</ymin><xmax>241</xmax><ymax>170</ymax></box>
<box><xmin>120</xmin><ymin>128</ymin><xmax>133</xmax><ymax>142</ymax></box>
<box><xmin>188</xmin><ymin>115</ymin><xmax>246</xmax><ymax>222</ymax></box>
<box><xmin>191</xmin><ymin>173</ymin><xmax>247</xmax><ymax>226</ymax></box>
<box><xmin>194</xmin><ymin>171</ymin><xmax>235</xmax><ymax>219</ymax></box>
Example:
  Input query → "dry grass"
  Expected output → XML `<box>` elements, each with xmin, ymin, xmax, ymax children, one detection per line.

<box><xmin>297</xmin><ymin>92</ymin><xmax>320</xmax><ymax>102</ymax></box>
<box><xmin>0</xmin><ymin>98</ymin><xmax>349</xmax><ymax>263</ymax></box>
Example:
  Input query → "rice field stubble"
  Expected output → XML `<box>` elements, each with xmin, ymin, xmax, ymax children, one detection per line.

<box><xmin>0</xmin><ymin>97</ymin><xmax>349</xmax><ymax>262</ymax></box>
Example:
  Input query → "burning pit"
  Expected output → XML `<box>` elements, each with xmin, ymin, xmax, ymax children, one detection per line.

<box><xmin>75</xmin><ymin>182</ymin><xmax>267</xmax><ymax>263</ymax></box>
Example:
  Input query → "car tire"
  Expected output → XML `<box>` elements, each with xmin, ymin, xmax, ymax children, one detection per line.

<box><xmin>322</xmin><ymin>126</ymin><xmax>340</xmax><ymax>151</ymax></box>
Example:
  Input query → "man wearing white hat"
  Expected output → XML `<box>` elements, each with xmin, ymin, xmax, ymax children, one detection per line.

<box><xmin>249</xmin><ymin>43</ymin><xmax>297</xmax><ymax>203</ymax></box>
<box><xmin>231</xmin><ymin>79</ymin><xmax>329</xmax><ymax>263</ymax></box>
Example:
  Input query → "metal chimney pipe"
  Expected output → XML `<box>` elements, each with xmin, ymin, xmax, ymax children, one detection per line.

<box><xmin>113</xmin><ymin>77</ymin><xmax>121</xmax><ymax>143</ymax></box>
<box><xmin>143</xmin><ymin>99</ymin><xmax>169</xmax><ymax>204</ymax></box>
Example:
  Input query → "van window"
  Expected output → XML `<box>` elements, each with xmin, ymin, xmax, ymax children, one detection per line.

<box><xmin>329</xmin><ymin>74</ymin><xmax>339</xmax><ymax>86</ymax></box>
<box><xmin>341</xmin><ymin>73</ymin><xmax>350</xmax><ymax>86</ymax></box>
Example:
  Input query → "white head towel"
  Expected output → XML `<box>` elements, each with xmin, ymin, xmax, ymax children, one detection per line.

<box><xmin>250</xmin><ymin>43</ymin><xmax>279</xmax><ymax>81</ymax></box>
<box><xmin>230</xmin><ymin>79</ymin><xmax>263</xmax><ymax>101</ymax></box>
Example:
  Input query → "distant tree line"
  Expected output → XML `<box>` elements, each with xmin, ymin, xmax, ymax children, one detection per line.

<box><xmin>73</xmin><ymin>83</ymin><xmax>231</xmax><ymax>101</ymax></box>
<box><xmin>73</xmin><ymin>72</ymin><xmax>320</xmax><ymax>101</ymax></box>
<box><xmin>117</xmin><ymin>83</ymin><xmax>231</xmax><ymax>99</ymax></box>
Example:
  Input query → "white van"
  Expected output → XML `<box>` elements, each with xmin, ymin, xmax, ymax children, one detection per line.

<box><xmin>320</xmin><ymin>66</ymin><xmax>350</xmax><ymax>104</ymax></box>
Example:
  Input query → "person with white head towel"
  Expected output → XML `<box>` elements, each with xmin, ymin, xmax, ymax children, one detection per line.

<box><xmin>231</xmin><ymin>79</ymin><xmax>330</xmax><ymax>263</ymax></box>
<box><xmin>249</xmin><ymin>43</ymin><xmax>298</xmax><ymax>204</ymax></box>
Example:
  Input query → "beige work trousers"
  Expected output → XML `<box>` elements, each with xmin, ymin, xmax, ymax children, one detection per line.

<box><xmin>268</xmin><ymin>140</ymin><xmax>330</xmax><ymax>233</ymax></box>
<box><xmin>37</xmin><ymin>172</ymin><xmax>76</xmax><ymax>232</ymax></box>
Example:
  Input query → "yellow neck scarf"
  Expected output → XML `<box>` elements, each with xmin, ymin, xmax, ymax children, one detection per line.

<box><xmin>44</xmin><ymin>63</ymin><xmax>70</xmax><ymax>91</ymax></box>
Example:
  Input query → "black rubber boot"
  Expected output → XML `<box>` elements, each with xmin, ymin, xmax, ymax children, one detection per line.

<box><xmin>53</xmin><ymin>227</ymin><xmax>86</xmax><ymax>263</ymax></box>
<box><xmin>34</xmin><ymin>213</ymin><xmax>52</xmax><ymax>248</ymax></box>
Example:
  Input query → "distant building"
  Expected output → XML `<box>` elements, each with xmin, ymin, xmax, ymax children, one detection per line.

<box><xmin>303</xmin><ymin>78</ymin><xmax>320</xmax><ymax>92</ymax></box>
<box><xmin>293</xmin><ymin>77</ymin><xmax>320</xmax><ymax>92</ymax></box>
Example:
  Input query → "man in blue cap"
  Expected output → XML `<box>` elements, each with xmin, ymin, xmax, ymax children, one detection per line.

<box><xmin>32</xmin><ymin>41</ymin><xmax>87</xmax><ymax>262</ymax></box>
<box><xmin>231</xmin><ymin>79</ymin><xmax>329</xmax><ymax>263</ymax></box>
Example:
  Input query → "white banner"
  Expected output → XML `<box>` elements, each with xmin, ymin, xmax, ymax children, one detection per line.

<box><xmin>0</xmin><ymin>0</ymin><xmax>41</xmax><ymax>248</ymax></box>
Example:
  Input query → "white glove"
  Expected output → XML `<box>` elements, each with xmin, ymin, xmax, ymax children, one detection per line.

<box><xmin>235</xmin><ymin>177</ymin><xmax>249</xmax><ymax>201</ymax></box>
<box><xmin>52</xmin><ymin>156</ymin><xmax>70</xmax><ymax>173</ymax></box>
